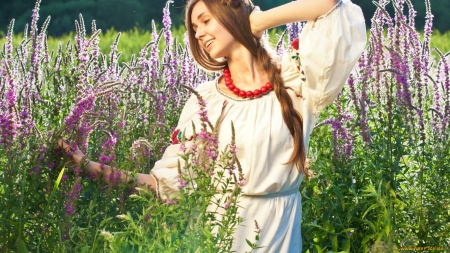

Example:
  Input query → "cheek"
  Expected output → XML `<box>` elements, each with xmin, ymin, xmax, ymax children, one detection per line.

<box><xmin>221</xmin><ymin>34</ymin><xmax>236</xmax><ymax>47</ymax></box>
<box><xmin>198</xmin><ymin>41</ymin><xmax>207</xmax><ymax>52</ymax></box>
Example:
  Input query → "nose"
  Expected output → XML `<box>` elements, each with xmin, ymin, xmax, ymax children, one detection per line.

<box><xmin>195</xmin><ymin>26</ymin><xmax>204</xmax><ymax>40</ymax></box>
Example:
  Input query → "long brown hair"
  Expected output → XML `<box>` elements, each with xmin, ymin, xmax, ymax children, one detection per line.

<box><xmin>185</xmin><ymin>0</ymin><xmax>309</xmax><ymax>176</ymax></box>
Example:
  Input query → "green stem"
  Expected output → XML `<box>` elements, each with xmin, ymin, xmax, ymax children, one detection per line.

<box><xmin>37</xmin><ymin>167</ymin><xmax>65</xmax><ymax>252</ymax></box>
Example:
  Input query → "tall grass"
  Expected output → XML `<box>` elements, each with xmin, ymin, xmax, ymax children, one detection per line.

<box><xmin>1</xmin><ymin>26</ymin><xmax>450</xmax><ymax>64</ymax></box>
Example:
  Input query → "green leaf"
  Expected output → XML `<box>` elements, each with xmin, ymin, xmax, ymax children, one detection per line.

<box><xmin>332</xmin><ymin>234</ymin><xmax>338</xmax><ymax>251</ymax></box>
<box><xmin>362</xmin><ymin>203</ymin><xmax>381</xmax><ymax>219</ymax></box>
<box><xmin>314</xmin><ymin>245</ymin><xmax>323</xmax><ymax>253</ymax></box>
<box><xmin>362</xmin><ymin>234</ymin><xmax>376</xmax><ymax>244</ymax></box>
<box><xmin>331</xmin><ymin>186</ymin><xmax>345</xmax><ymax>210</ymax></box>
<box><xmin>44</xmin><ymin>167</ymin><xmax>66</xmax><ymax>216</ymax></box>
<box><xmin>339</xmin><ymin>228</ymin><xmax>356</xmax><ymax>234</ymax></box>
<box><xmin>17</xmin><ymin>239</ymin><xmax>28</xmax><ymax>253</ymax></box>
<box><xmin>341</xmin><ymin>239</ymin><xmax>351</xmax><ymax>252</ymax></box>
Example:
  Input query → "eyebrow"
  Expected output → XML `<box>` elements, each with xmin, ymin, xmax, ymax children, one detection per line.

<box><xmin>192</xmin><ymin>12</ymin><xmax>207</xmax><ymax>28</ymax></box>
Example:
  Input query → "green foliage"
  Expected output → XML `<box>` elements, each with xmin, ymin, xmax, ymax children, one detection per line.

<box><xmin>1</xmin><ymin>27</ymin><xmax>449</xmax><ymax>65</ymax></box>
<box><xmin>302</xmin><ymin>86</ymin><xmax>450</xmax><ymax>252</ymax></box>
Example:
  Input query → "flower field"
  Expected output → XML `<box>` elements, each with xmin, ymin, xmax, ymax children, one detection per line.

<box><xmin>0</xmin><ymin>0</ymin><xmax>449</xmax><ymax>252</ymax></box>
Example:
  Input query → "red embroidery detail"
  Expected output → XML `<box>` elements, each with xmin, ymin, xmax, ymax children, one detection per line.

<box><xmin>171</xmin><ymin>129</ymin><xmax>194</xmax><ymax>144</ymax></box>
<box><xmin>171</xmin><ymin>129</ymin><xmax>181</xmax><ymax>144</ymax></box>
<box><xmin>291</xmin><ymin>37</ymin><xmax>299</xmax><ymax>50</ymax></box>
<box><xmin>284</xmin><ymin>86</ymin><xmax>303</xmax><ymax>98</ymax></box>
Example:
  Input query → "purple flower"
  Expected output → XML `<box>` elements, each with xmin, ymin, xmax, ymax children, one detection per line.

<box><xmin>31</xmin><ymin>167</ymin><xmax>40</xmax><ymax>175</ymax></box>
<box><xmin>235</xmin><ymin>181</ymin><xmax>246</xmax><ymax>187</ymax></box>
<box><xmin>178</xmin><ymin>179</ymin><xmax>187</xmax><ymax>189</ymax></box>
<box><xmin>228</xmin><ymin>144</ymin><xmax>237</xmax><ymax>154</ymax></box>
<box><xmin>162</xmin><ymin>1</ymin><xmax>173</xmax><ymax>46</ymax></box>
<box><xmin>101</xmin><ymin>132</ymin><xmax>117</xmax><ymax>150</ymax></box>
<box><xmin>19</xmin><ymin>108</ymin><xmax>34</xmax><ymax>137</ymax></box>
<box><xmin>73</xmin><ymin>166</ymin><xmax>82</xmax><ymax>176</ymax></box>
<box><xmin>254</xmin><ymin>220</ymin><xmax>261</xmax><ymax>233</ymax></box>
<box><xmin>5</xmin><ymin>21</ymin><xmax>14</xmax><ymax>60</ymax></box>
<box><xmin>86</xmin><ymin>172</ymin><xmax>97</xmax><ymax>181</ymax></box>
<box><xmin>165</xmin><ymin>198</ymin><xmax>177</xmax><ymax>206</ymax></box>
<box><xmin>65</xmin><ymin>202</ymin><xmax>75</xmax><ymax>216</ymax></box>
<box><xmin>65</xmin><ymin>93</ymin><xmax>96</xmax><ymax>131</ymax></box>
<box><xmin>67</xmin><ymin>183</ymin><xmax>82</xmax><ymax>200</ymax></box>
<box><xmin>286</xmin><ymin>22</ymin><xmax>299</xmax><ymax>44</ymax></box>
<box><xmin>107</xmin><ymin>170</ymin><xmax>122</xmax><ymax>185</ymax></box>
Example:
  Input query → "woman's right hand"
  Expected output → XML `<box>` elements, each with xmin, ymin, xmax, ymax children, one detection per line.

<box><xmin>57</xmin><ymin>139</ymin><xmax>85</xmax><ymax>165</ymax></box>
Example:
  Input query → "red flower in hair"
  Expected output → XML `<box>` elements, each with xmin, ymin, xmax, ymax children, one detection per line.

<box><xmin>291</xmin><ymin>37</ymin><xmax>299</xmax><ymax>50</ymax></box>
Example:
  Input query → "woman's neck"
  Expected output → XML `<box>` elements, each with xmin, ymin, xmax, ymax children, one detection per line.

<box><xmin>225</xmin><ymin>47</ymin><xmax>269</xmax><ymax>90</ymax></box>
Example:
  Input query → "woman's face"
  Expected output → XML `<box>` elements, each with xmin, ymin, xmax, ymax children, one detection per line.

<box><xmin>191</xmin><ymin>1</ymin><xmax>239</xmax><ymax>59</ymax></box>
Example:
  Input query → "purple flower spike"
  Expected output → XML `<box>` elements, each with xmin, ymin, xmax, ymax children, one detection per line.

<box><xmin>65</xmin><ymin>92</ymin><xmax>96</xmax><ymax>131</ymax></box>
<box><xmin>178</xmin><ymin>179</ymin><xmax>187</xmax><ymax>189</ymax></box>
<box><xmin>162</xmin><ymin>1</ymin><xmax>173</xmax><ymax>46</ymax></box>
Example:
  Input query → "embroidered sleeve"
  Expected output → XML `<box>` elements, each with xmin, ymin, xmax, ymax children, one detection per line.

<box><xmin>170</xmin><ymin>129</ymin><xmax>193</xmax><ymax>144</ymax></box>
<box><xmin>289</xmin><ymin>37</ymin><xmax>302</xmax><ymax>72</ymax></box>
<box><xmin>280</xmin><ymin>37</ymin><xmax>307</xmax><ymax>98</ymax></box>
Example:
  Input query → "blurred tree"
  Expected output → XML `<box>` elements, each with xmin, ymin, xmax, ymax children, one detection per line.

<box><xmin>3</xmin><ymin>0</ymin><xmax>169</xmax><ymax>36</ymax></box>
<box><xmin>0</xmin><ymin>0</ymin><xmax>449</xmax><ymax>37</ymax></box>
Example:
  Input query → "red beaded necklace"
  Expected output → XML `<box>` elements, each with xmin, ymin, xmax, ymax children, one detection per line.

<box><xmin>223</xmin><ymin>67</ymin><xmax>273</xmax><ymax>99</ymax></box>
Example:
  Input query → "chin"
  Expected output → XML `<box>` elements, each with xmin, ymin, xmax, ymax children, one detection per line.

<box><xmin>208</xmin><ymin>50</ymin><xmax>229</xmax><ymax>60</ymax></box>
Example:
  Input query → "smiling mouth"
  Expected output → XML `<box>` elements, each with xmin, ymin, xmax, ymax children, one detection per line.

<box><xmin>205</xmin><ymin>39</ymin><xmax>215</xmax><ymax>49</ymax></box>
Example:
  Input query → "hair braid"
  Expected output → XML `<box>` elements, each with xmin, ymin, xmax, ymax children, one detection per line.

<box><xmin>256</xmin><ymin>42</ymin><xmax>308</xmax><ymax>175</ymax></box>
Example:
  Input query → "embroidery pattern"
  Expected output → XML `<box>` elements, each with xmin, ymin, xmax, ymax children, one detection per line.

<box><xmin>285</xmin><ymin>86</ymin><xmax>303</xmax><ymax>98</ymax></box>
<box><xmin>285</xmin><ymin>37</ymin><xmax>307</xmax><ymax>97</ymax></box>
<box><xmin>316</xmin><ymin>0</ymin><xmax>343</xmax><ymax>20</ymax></box>
<box><xmin>171</xmin><ymin>129</ymin><xmax>193</xmax><ymax>144</ymax></box>
<box><xmin>289</xmin><ymin>38</ymin><xmax>302</xmax><ymax>72</ymax></box>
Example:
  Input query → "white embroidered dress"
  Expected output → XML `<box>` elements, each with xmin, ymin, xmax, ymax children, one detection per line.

<box><xmin>150</xmin><ymin>0</ymin><xmax>366</xmax><ymax>252</ymax></box>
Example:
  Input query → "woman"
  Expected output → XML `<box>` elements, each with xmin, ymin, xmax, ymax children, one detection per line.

<box><xmin>60</xmin><ymin>0</ymin><xmax>366</xmax><ymax>251</ymax></box>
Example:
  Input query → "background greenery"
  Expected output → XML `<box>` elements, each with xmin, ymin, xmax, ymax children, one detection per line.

<box><xmin>0</xmin><ymin>0</ymin><xmax>449</xmax><ymax>37</ymax></box>
<box><xmin>1</xmin><ymin>27</ymin><xmax>449</xmax><ymax>65</ymax></box>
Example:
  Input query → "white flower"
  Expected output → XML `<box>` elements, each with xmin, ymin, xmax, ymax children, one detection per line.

<box><xmin>116</xmin><ymin>214</ymin><xmax>129</xmax><ymax>220</ymax></box>
<box><xmin>100</xmin><ymin>230</ymin><xmax>113</xmax><ymax>238</ymax></box>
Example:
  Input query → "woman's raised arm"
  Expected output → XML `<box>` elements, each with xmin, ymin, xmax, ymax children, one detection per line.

<box><xmin>250</xmin><ymin>0</ymin><xmax>338</xmax><ymax>37</ymax></box>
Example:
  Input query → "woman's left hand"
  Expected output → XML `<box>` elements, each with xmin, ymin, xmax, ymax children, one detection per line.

<box><xmin>57</xmin><ymin>139</ymin><xmax>85</xmax><ymax>165</ymax></box>
<box><xmin>250</xmin><ymin>6</ymin><xmax>264</xmax><ymax>39</ymax></box>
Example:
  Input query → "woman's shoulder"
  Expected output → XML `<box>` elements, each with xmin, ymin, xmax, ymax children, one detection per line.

<box><xmin>182</xmin><ymin>78</ymin><xmax>220</xmax><ymax>111</ymax></box>
<box><xmin>194</xmin><ymin>79</ymin><xmax>216</xmax><ymax>94</ymax></box>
